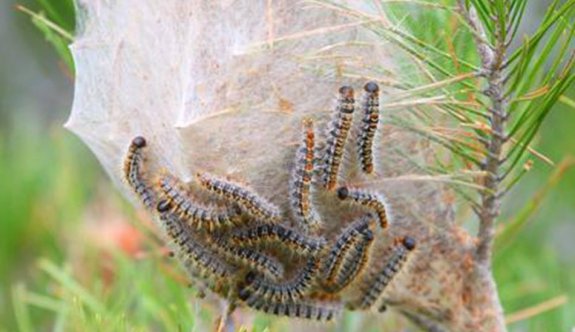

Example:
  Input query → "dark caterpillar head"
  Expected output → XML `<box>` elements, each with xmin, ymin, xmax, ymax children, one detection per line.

<box><xmin>362</xmin><ymin>229</ymin><xmax>374</xmax><ymax>242</ymax></box>
<box><xmin>336</xmin><ymin>186</ymin><xmax>349</xmax><ymax>200</ymax></box>
<box><xmin>402</xmin><ymin>236</ymin><xmax>416</xmax><ymax>251</ymax></box>
<box><xmin>338</xmin><ymin>85</ymin><xmax>354</xmax><ymax>99</ymax></box>
<box><xmin>131</xmin><ymin>136</ymin><xmax>147</xmax><ymax>148</ymax></box>
<box><xmin>244</xmin><ymin>271</ymin><xmax>256</xmax><ymax>284</ymax></box>
<box><xmin>157</xmin><ymin>199</ymin><xmax>172</xmax><ymax>213</ymax></box>
<box><xmin>364</xmin><ymin>81</ymin><xmax>379</xmax><ymax>94</ymax></box>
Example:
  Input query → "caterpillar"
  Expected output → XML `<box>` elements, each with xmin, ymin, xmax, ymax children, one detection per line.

<box><xmin>323</xmin><ymin>227</ymin><xmax>374</xmax><ymax>293</ymax></box>
<box><xmin>242</xmin><ymin>297</ymin><xmax>341</xmax><ymax>322</ymax></box>
<box><xmin>357</xmin><ymin>81</ymin><xmax>380</xmax><ymax>174</ymax></box>
<box><xmin>156</xmin><ymin>200</ymin><xmax>235</xmax><ymax>281</ymax></box>
<box><xmin>123</xmin><ymin>136</ymin><xmax>155</xmax><ymax>208</ymax></box>
<box><xmin>354</xmin><ymin>236</ymin><xmax>415</xmax><ymax>310</ymax></box>
<box><xmin>290</xmin><ymin>118</ymin><xmax>321</xmax><ymax>231</ymax></box>
<box><xmin>157</xmin><ymin>172</ymin><xmax>241</xmax><ymax>232</ymax></box>
<box><xmin>207</xmin><ymin>237</ymin><xmax>284</xmax><ymax>281</ymax></box>
<box><xmin>229</xmin><ymin>224</ymin><xmax>326</xmax><ymax>256</ymax></box>
<box><xmin>196</xmin><ymin>172</ymin><xmax>281</xmax><ymax>222</ymax></box>
<box><xmin>337</xmin><ymin>187</ymin><xmax>389</xmax><ymax>229</ymax></box>
<box><xmin>321</xmin><ymin>214</ymin><xmax>375</xmax><ymax>287</ymax></box>
<box><xmin>238</xmin><ymin>257</ymin><xmax>319</xmax><ymax>304</ymax></box>
<box><xmin>320</xmin><ymin>86</ymin><xmax>355</xmax><ymax>190</ymax></box>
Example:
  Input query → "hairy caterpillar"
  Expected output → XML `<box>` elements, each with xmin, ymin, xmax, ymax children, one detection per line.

<box><xmin>320</xmin><ymin>86</ymin><xmax>355</xmax><ymax>190</ymax></box>
<box><xmin>156</xmin><ymin>200</ymin><xmax>235</xmax><ymax>280</ymax></box>
<box><xmin>229</xmin><ymin>224</ymin><xmax>326</xmax><ymax>256</ymax></box>
<box><xmin>196</xmin><ymin>172</ymin><xmax>281</xmax><ymax>222</ymax></box>
<box><xmin>238</xmin><ymin>257</ymin><xmax>319</xmax><ymax>303</ymax></box>
<box><xmin>353</xmin><ymin>236</ymin><xmax>415</xmax><ymax>310</ymax></box>
<box><xmin>323</xmin><ymin>227</ymin><xmax>374</xmax><ymax>293</ymax></box>
<box><xmin>290</xmin><ymin>118</ymin><xmax>321</xmax><ymax>231</ymax></box>
<box><xmin>357</xmin><ymin>82</ymin><xmax>380</xmax><ymax>174</ymax></box>
<box><xmin>337</xmin><ymin>187</ymin><xmax>389</xmax><ymax>229</ymax></box>
<box><xmin>207</xmin><ymin>237</ymin><xmax>284</xmax><ymax>281</ymax></box>
<box><xmin>157</xmin><ymin>172</ymin><xmax>241</xmax><ymax>231</ymax></box>
<box><xmin>321</xmin><ymin>214</ymin><xmax>375</xmax><ymax>286</ymax></box>
<box><xmin>123</xmin><ymin>136</ymin><xmax>155</xmax><ymax>208</ymax></box>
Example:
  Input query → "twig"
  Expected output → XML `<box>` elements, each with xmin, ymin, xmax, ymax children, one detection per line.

<box><xmin>457</xmin><ymin>0</ymin><xmax>509</xmax><ymax>266</ymax></box>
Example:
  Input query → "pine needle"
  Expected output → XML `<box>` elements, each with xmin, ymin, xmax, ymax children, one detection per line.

<box><xmin>505</xmin><ymin>295</ymin><xmax>568</xmax><ymax>324</ymax></box>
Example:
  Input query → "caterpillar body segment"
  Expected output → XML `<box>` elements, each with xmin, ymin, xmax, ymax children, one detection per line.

<box><xmin>196</xmin><ymin>172</ymin><xmax>281</xmax><ymax>222</ymax></box>
<box><xmin>337</xmin><ymin>187</ymin><xmax>389</xmax><ymax>229</ymax></box>
<box><xmin>321</xmin><ymin>214</ymin><xmax>375</xmax><ymax>286</ymax></box>
<box><xmin>320</xmin><ymin>86</ymin><xmax>355</xmax><ymax>190</ymax></box>
<box><xmin>157</xmin><ymin>173</ymin><xmax>241</xmax><ymax>231</ymax></box>
<box><xmin>354</xmin><ymin>236</ymin><xmax>415</xmax><ymax>310</ymax></box>
<box><xmin>123</xmin><ymin>136</ymin><xmax>156</xmax><ymax>208</ymax></box>
<box><xmin>238</xmin><ymin>257</ymin><xmax>319</xmax><ymax>304</ymax></box>
<box><xmin>156</xmin><ymin>200</ymin><xmax>235</xmax><ymax>280</ymax></box>
<box><xmin>291</xmin><ymin>118</ymin><xmax>321</xmax><ymax>231</ymax></box>
<box><xmin>207</xmin><ymin>237</ymin><xmax>284</xmax><ymax>281</ymax></box>
<box><xmin>229</xmin><ymin>224</ymin><xmax>326</xmax><ymax>256</ymax></box>
<box><xmin>357</xmin><ymin>82</ymin><xmax>381</xmax><ymax>174</ymax></box>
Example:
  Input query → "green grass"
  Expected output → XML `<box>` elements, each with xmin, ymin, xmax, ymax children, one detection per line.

<box><xmin>494</xmin><ymin>89</ymin><xmax>575</xmax><ymax>331</ymax></box>
<box><xmin>0</xmin><ymin>117</ymin><xmax>208</xmax><ymax>331</ymax></box>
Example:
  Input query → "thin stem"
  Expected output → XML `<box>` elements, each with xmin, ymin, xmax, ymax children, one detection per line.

<box><xmin>457</xmin><ymin>1</ymin><xmax>509</xmax><ymax>266</ymax></box>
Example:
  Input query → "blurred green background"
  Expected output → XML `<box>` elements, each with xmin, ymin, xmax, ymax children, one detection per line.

<box><xmin>0</xmin><ymin>0</ymin><xmax>574</xmax><ymax>331</ymax></box>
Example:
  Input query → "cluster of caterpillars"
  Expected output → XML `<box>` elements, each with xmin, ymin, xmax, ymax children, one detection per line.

<box><xmin>122</xmin><ymin>82</ymin><xmax>415</xmax><ymax>322</ymax></box>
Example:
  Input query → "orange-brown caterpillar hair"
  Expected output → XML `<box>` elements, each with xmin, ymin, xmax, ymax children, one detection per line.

<box><xmin>290</xmin><ymin>118</ymin><xmax>321</xmax><ymax>230</ymax></box>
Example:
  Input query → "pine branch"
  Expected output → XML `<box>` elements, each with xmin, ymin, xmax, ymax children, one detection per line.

<box><xmin>457</xmin><ymin>0</ymin><xmax>509</xmax><ymax>266</ymax></box>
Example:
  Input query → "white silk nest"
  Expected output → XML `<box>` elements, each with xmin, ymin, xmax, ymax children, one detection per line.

<box><xmin>66</xmin><ymin>0</ymin><xmax>459</xmax><ymax>328</ymax></box>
